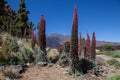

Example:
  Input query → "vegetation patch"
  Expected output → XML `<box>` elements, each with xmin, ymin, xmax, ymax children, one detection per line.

<box><xmin>97</xmin><ymin>51</ymin><xmax>120</xmax><ymax>58</ymax></box>
<box><xmin>107</xmin><ymin>74</ymin><xmax>120</xmax><ymax>80</ymax></box>
<box><xmin>107</xmin><ymin>59</ymin><xmax>120</xmax><ymax>69</ymax></box>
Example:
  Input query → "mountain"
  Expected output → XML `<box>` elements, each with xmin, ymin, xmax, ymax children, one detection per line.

<box><xmin>46</xmin><ymin>33</ymin><xmax>70</xmax><ymax>48</ymax></box>
<box><xmin>46</xmin><ymin>33</ymin><xmax>120</xmax><ymax>49</ymax></box>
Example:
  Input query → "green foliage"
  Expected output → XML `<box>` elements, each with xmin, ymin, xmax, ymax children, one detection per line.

<box><xmin>63</xmin><ymin>41</ymin><xmax>70</xmax><ymax>53</ymax></box>
<box><xmin>0</xmin><ymin>45</ymin><xmax>10</xmax><ymax>65</ymax></box>
<box><xmin>79</xmin><ymin>58</ymin><xmax>96</xmax><ymax>74</ymax></box>
<box><xmin>21</xmin><ymin>47</ymin><xmax>33</xmax><ymax>63</ymax></box>
<box><xmin>107</xmin><ymin>59</ymin><xmax>120</xmax><ymax>69</ymax></box>
<box><xmin>107</xmin><ymin>74</ymin><xmax>120</xmax><ymax>80</ymax></box>
<box><xmin>104</xmin><ymin>44</ymin><xmax>114</xmax><ymax>51</ymax></box>
<box><xmin>15</xmin><ymin>0</ymin><xmax>29</xmax><ymax>37</ymax></box>
<box><xmin>35</xmin><ymin>47</ymin><xmax>47</xmax><ymax>64</ymax></box>
<box><xmin>4</xmin><ymin>37</ymin><xmax>12</xmax><ymax>45</ymax></box>
<box><xmin>4</xmin><ymin>37</ymin><xmax>19</xmax><ymax>52</ymax></box>
<box><xmin>97</xmin><ymin>51</ymin><xmax>120</xmax><ymax>58</ymax></box>
<box><xmin>0</xmin><ymin>37</ymin><xmax>3</xmax><ymax>45</ymax></box>
<box><xmin>10</xmin><ymin>40</ymin><xmax>19</xmax><ymax>52</ymax></box>
<box><xmin>59</xmin><ymin>52</ymin><xmax>70</xmax><ymax>67</ymax></box>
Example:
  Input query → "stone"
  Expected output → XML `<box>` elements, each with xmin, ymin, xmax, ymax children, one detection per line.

<box><xmin>47</xmin><ymin>63</ymin><xmax>53</xmax><ymax>67</ymax></box>
<box><xmin>0</xmin><ymin>66</ymin><xmax>5</xmax><ymax>72</ymax></box>
<box><xmin>37</xmin><ymin>62</ymin><xmax>48</xmax><ymax>67</ymax></box>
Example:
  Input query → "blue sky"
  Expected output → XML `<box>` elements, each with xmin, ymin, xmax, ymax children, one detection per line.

<box><xmin>6</xmin><ymin>0</ymin><xmax>120</xmax><ymax>42</ymax></box>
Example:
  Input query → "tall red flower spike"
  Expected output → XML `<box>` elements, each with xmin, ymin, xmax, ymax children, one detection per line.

<box><xmin>78</xmin><ymin>33</ymin><xmax>82</xmax><ymax>55</ymax></box>
<box><xmin>91</xmin><ymin>32</ymin><xmax>96</xmax><ymax>59</ymax></box>
<box><xmin>70</xmin><ymin>5</ymin><xmax>79</xmax><ymax>73</ymax></box>
<box><xmin>85</xmin><ymin>33</ymin><xmax>91</xmax><ymax>58</ymax></box>
<box><xmin>31</xmin><ymin>29</ymin><xmax>36</xmax><ymax>49</ymax></box>
<box><xmin>38</xmin><ymin>15</ymin><xmax>46</xmax><ymax>50</ymax></box>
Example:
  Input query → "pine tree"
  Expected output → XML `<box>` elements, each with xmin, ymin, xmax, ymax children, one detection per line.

<box><xmin>15</xmin><ymin>0</ymin><xmax>29</xmax><ymax>37</ymax></box>
<box><xmin>85</xmin><ymin>33</ymin><xmax>91</xmax><ymax>58</ymax></box>
<box><xmin>91</xmin><ymin>32</ymin><xmax>96</xmax><ymax>60</ymax></box>
<box><xmin>0</xmin><ymin>0</ymin><xmax>6</xmax><ymax>15</ymax></box>
<box><xmin>31</xmin><ymin>29</ymin><xmax>35</xmax><ymax>49</ymax></box>
<box><xmin>78</xmin><ymin>33</ymin><xmax>82</xmax><ymax>55</ymax></box>
<box><xmin>69</xmin><ymin>6</ymin><xmax>80</xmax><ymax>74</ymax></box>
<box><xmin>0</xmin><ymin>0</ymin><xmax>6</xmax><ymax>31</ymax></box>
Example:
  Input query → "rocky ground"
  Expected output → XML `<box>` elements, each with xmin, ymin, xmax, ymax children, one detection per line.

<box><xmin>21</xmin><ymin>55</ymin><xmax>120</xmax><ymax>80</ymax></box>
<box><xmin>0</xmin><ymin>54</ymin><xmax>120</xmax><ymax>80</ymax></box>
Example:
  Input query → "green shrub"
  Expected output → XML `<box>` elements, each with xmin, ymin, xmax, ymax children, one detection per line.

<box><xmin>107</xmin><ymin>59</ymin><xmax>120</xmax><ymax>69</ymax></box>
<box><xmin>0</xmin><ymin>37</ymin><xmax>2</xmax><ymax>45</ymax></box>
<box><xmin>80</xmin><ymin>58</ymin><xmax>96</xmax><ymax>74</ymax></box>
<box><xmin>3</xmin><ymin>67</ymin><xmax>21</xmax><ymax>79</ymax></box>
<box><xmin>0</xmin><ymin>45</ymin><xmax>11</xmax><ymax>65</ymax></box>
<box><xmin>35</xmin><ymin>47</ymin><xmax>47</xmax><ymax>64</ymax></box>
<box><xmin>22</xmin><ymin>47</ymin><xmax>33</xmax><ymax>63</ymax></box>
<box><xmin>107</xmin><ymin>74</ymin><xmax>120</xmax><ymax>80</ymax></box>
<box><xmin>59</xmin><ymin>52</ymin><xmax>70</xmax><ymax>67</ymax></box>
<box><xmin>97</xmin><ymin>51</ymin><xmax>120</xmax><ymax>58</ymax></box>
<box><xmin>104</xmin><ymin>44</ymin><xmax>114</xmax><ymax>51</ymax></box>
<box><xmin>10</xmin><ymin>40</ymin><xmax>19</xmax><ymax>52</ymax></box>
<box><xmin>4</xmin><ymin>37</ymin><xmax>12</xmax><ymax>45</ymax></box>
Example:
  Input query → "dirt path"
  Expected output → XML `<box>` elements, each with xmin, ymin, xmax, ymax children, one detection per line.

<box><xmin>21</xmin><ymin>55</ymin><xmax>120</xmax><ymax>80</ymax></box>
<box><xmin>22</xmin><ymin>65</ymin><xmax>71</xmax><ymax>80</ymax></box>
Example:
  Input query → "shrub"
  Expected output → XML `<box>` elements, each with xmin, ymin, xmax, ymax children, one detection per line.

<box><xmin>3</xmin><ymin>67</ymin><xmax>21</xmax><ymax>79</ymax></box>
<box><xmin>4</xmin><ymin>37</ymin><xmax>12</xmax><ymax>45</ymax></box>
<box><xmin>10</xmin><ymin>40</ymin><xmax>19</xmax><ymax>52</ymax></box>
<box><xmin>97</xmin><ymin>51</ymin><xmax>120</xmax><ymax>58</ymax></box>
<box><xmin>22</xmin><ymin>47</ymin><xmax>33</xmax><ymax>63</ymax></box>
<box><xmin>79</xmin><ymin>58</ymin><xmax>96</xmax><ymax>74</ymax></box>
<box><xmin>0</xmin><ymin>37</ymin><xmax>2</xmax><ymax>45</ymax></box>
<box><xmin>104</xmin><ymin>44</ymin><xmax>114</xmax><ymax>51</ymax></box>
<box><xmin>63</xmin><ymin>41</ymin><xmax>70</xmax><ymax>53</ymax></box>
<box><xmin>35</xmin><ymin>47</ymin><xmax>47</xmax><ymax>64</ymax></box>
<box><xmin>107</xmin><ymin>74</ymin><xmax>120</xmax><ymax>80</ymax></box>
<box><xmin>0</xmin><ymin>46</ymin><xmax>10</xmax><ymax>65</ymax></box>
<box><xmin>59</xmin><ymin>52</ymin><xmax>70</xmax><ymax>67</ymax></box>
<box><xmin>107</xmin><ymin>59</ymin><xmax>120</xmax><ymax>69</ymax></box>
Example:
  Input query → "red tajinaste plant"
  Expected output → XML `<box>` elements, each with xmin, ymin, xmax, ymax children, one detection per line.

<box><xmin>31</xmin><ymin>29</ymin><xmax>36</xmax><ymax>49</ymax></box>
<box><xmin>70</xmin><ymin>5</ymin><xmax>79</xmax><ymax>73</ymax></box>
<box><xmin>91</xmin><ymin>32</ymin><xmax>96</xmax><ymax>59</ymax></box>
<box><xmin>38</xmin><ymin>15</ymin><xmax>46</xmax><ymax>50</ymax></box>
<box><xmin>85</xmin><ymin>33</ymin><xmax>91</xmax><ymax>58</ymax></box>
<box><xmin>78</xmin><ymin>33</ymin><xmax>82</xmax><ymax>55</ymax></box>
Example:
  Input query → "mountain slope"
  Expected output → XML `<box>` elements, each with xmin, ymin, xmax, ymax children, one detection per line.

<box><xmin>46</xmin><ymin>33</ymin><xmax>120</xmax><ymax>49</ymax></box>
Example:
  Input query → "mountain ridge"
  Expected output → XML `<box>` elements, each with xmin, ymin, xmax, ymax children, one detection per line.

<box><xmin>46</xmin><ymin>33</ymin><xmax>120</xmax><ymax>49</ymax></box>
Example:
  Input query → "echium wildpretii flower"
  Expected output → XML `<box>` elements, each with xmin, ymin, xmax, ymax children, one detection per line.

<box><xmin>69</xmin><ymin>5</ymin><xmax>79</xmax><ymax>73</ymax></box>
<box><xmin>78</xmin><ymin>33</ymin><xmax>82</xmax><ymax>55</ymax></box>
<box><xmin>91</xmin><ymin>32</ymin><xmax>96</xmax><ymax>59</ymax></box>
<box><xmin>38</xmin><ymin>15</ymin><xmax>46</xmax><ymax>50</ymax></box>
<box><xmin>31</xmin><ymin>29</ymin><xmax>36</xmax><ymax>49</ymax></box>
<box><xmin>85</xmin><ymin>33</ymin><xmax>91</xmax><ymax>58</ymax></box>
